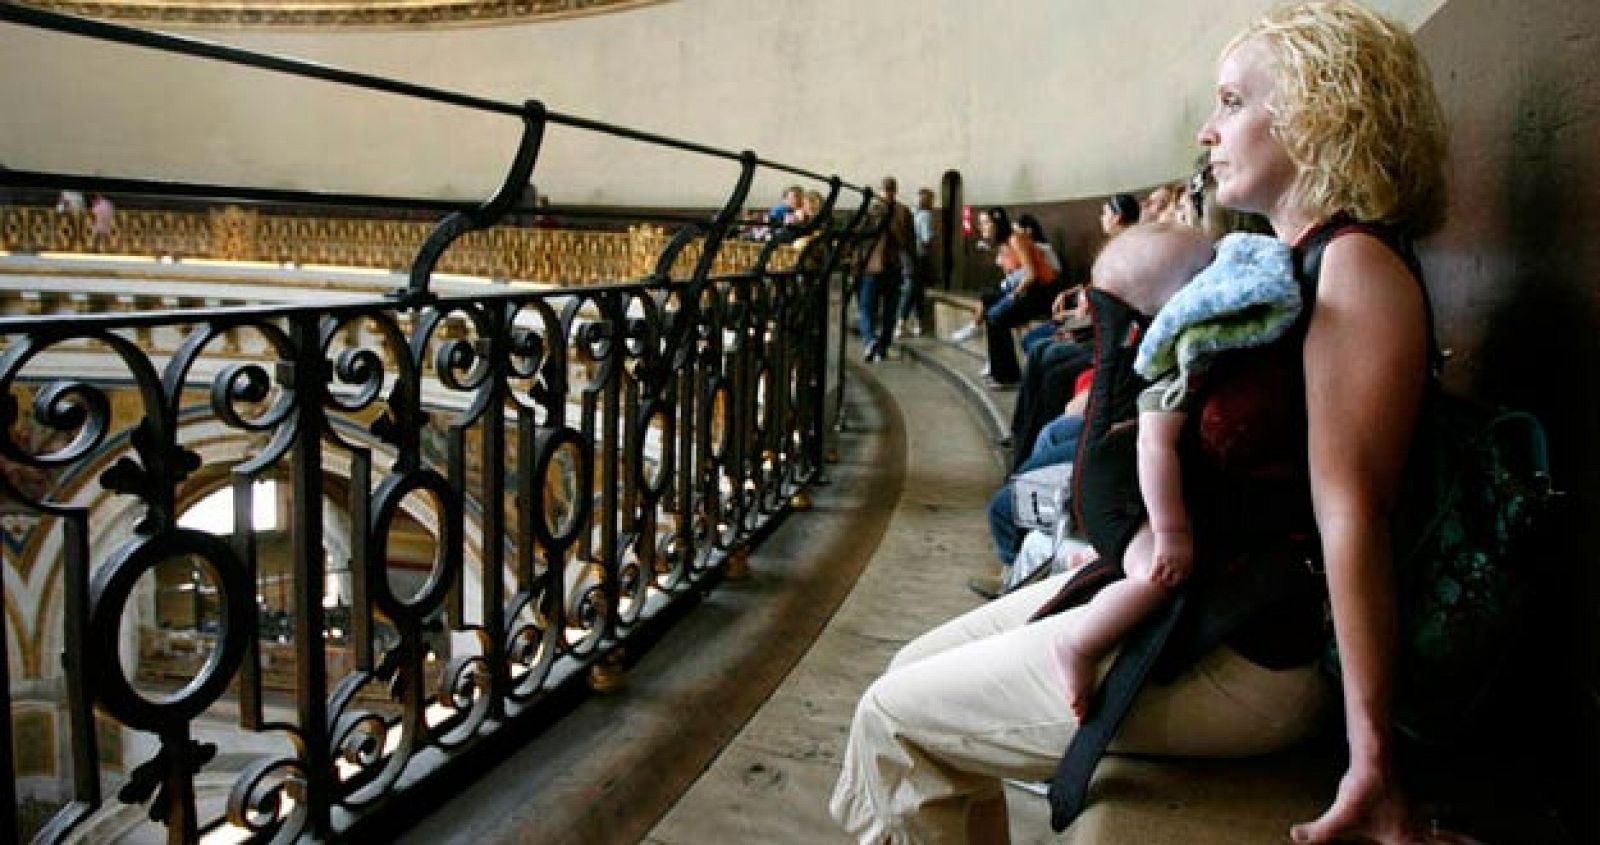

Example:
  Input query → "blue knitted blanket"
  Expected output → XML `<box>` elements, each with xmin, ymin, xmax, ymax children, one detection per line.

<box><xmin>1134</xmin><ymin>232</ymin><xmax>1301</xmax><ymax>394</ymax></box>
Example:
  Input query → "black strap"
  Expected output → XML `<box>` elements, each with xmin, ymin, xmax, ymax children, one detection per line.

<box><xmin>1041</xmin><ymin>544</ymin><xmax>1325</xmax><ymax>831</ymax></box>
<box><xmin>1047</xmin><ymin>592</ymin><xmax>1188</xmax><ymax>831</ymax></box>
<box><xmin>1296</xmin><ymin>214</ymin><xmax>1441</xmax><ymax>375</ymax></box>
<box><xmin>1029</xmin><ymin>555</ymin><xmax>1119</xmax><ymax>622</ymax></box>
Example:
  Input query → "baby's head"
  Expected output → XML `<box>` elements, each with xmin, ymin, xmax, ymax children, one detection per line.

<box><xmin>1090</xmin><ymin>222</ymin><xmax>1214</xmax><ymax>316</ymax></box>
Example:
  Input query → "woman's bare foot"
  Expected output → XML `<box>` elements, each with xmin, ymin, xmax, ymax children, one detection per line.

<box><xmin>1051</xmin><ymin>635</ymin><xmax>1099</xmax><ymax>722</ymax></box>
<box><xmin>1291</xmin><ymin>763</ymin><xmax>1482</xmax><ymax>844</ymax></box>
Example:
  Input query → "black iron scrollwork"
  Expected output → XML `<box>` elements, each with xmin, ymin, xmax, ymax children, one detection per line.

<box><xmin>0</xmin><ymin>4</ymin><xmax>878</xmax><ymax>842</ymax></box>
<box><xmin>119</xmin><ymin>738</ymin><xmax>217</xmax><ymax>824</ymax></box>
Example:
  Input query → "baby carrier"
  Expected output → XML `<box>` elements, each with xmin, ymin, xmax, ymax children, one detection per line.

<box><xmin>1035</xmin><ymin>239</ymin><xmax>1328</xmax><ymax>833</ymax></box>
<box><xmin>1064</xmin><ymin>285</ymin><xmax>1155</xmax><ymax>577</ymax></box>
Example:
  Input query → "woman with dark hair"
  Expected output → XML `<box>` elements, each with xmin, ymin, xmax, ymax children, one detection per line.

<box><xmin>1016</xmin><ymin>213</ymin><xmax>1063</xmax><ymax>277</ymax></box>
<box><xmin>1102</xmin><ymin>192</ymin><xmax>1142</xmax><ymax>232</ymax></box>
<box><xmin>955</xmin><ymin>206</ymin><xmax>1063</xmax><ymax>387</ymax></box>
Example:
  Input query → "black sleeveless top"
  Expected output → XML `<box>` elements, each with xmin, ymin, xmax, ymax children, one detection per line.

<box><xmin>1171</xmin><ymin>214</ymin><xmax>1426</xmax><ymax>671</ymax></box>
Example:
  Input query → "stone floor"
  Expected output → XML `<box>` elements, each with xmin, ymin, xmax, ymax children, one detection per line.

<box><xmin>645</xmin><ymin>339</ymin><xmax>1057</xmax><ymax>845</ymax></box>
<box><xmin>402</xmin><ymin>334</ymin><xmax>1052</xmax><ymax>845</ymax></box>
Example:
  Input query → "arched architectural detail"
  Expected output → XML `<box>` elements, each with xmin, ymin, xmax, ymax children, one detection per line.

<box><xmin>8</xmin><ymin>408</ymin><xmax>496</xmax><ymax>687</ymax></box>
<box><xmin>5</xmin><ymin>404</ymin><xmax>508</xmax><ymax>817</ymax></box>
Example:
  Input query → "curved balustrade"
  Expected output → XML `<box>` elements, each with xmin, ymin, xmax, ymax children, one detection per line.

<box><xmin>0</xmin><ymin>243</ymin><xmax>850</xmax><ymax>844</ymax></box>
<box><xmin>0</xmin><ymin>4</ymin><xmax>885</xmax><ymax>842</ymax></box>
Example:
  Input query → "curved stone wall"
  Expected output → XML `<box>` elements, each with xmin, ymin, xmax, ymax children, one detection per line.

<box><xmin>0</xmin><ymin>0</ymin><xmax>1440</xmax><ymax>207</ymax></box>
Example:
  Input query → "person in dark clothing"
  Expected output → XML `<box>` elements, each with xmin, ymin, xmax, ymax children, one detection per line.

<box><xmin>1007</xmin><ymin>339</ymin><xmax>1092</xmax><ymax>470</ymax></box>
<box><xmin>857</xmin><ymin>176</ymin><xmax>915</xmax><ymax>361</ymax></box>
<box><xmin>1005</xmin><ymin>192</ymin><xmax>1140</xmax><ymax>460</ymax></box>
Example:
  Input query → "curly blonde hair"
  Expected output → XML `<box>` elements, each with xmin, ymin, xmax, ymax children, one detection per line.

<box><xmin>1228</xmin><ymin>0</ymin><xmax>1448</xmax><ymax>234</ymax></box>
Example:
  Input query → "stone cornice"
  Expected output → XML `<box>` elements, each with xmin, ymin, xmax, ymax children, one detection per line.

<box><xmin>18</xmin><ymin>0</ymin><xmax>666</xmax><ymax>31</ymax></box>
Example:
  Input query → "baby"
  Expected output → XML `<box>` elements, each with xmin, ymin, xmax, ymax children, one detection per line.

<box><xmin>1053</xmin><ymin>226</ymin><xmax>1301</xmax><ymax>720</ymax></box>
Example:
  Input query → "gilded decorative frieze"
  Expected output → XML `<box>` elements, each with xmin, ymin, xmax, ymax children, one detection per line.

<box><xmin>0</xmin><ymin>204</ymin><xmax>796</xmax><ymax>286</ymax></box>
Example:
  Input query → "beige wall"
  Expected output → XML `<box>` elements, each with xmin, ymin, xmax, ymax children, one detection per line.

<box><xmin>0</xmin><ymin>0</ymin><xmax>1442</xmax><ymax>207</ymax></box>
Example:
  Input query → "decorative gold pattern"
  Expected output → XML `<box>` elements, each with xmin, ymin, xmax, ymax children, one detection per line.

<box><xmin>0</xmin><ymin>204</ymin><xmax>795</xmax><ymax>285</ymax></box>
<box><xmin>17</xmin><ymin>0</ymin><xmax>666</xmax><ymax>31</ymax></box>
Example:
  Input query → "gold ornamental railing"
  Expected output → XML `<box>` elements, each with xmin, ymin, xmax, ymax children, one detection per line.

<box><xmin>0</xmin><ymin>203</ymin><xmax>797</xmax><ymax>285</ymax></box>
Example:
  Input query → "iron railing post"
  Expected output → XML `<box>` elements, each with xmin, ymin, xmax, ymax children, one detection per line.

<box><xmin>404</xmin><ymin>100</ymin><xmax>548</xmax><ymax>305</ymax></box>
<box><xmin>287</xmin><ymin>313</ymin><xmax>334</xmax><ymax>839</ymax></box>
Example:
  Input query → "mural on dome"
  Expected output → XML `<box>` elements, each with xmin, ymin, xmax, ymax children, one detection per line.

<box><xmin>18</xmin><ymin>0</ymin><xmax>666</xmax><ymax>29</ymax></box>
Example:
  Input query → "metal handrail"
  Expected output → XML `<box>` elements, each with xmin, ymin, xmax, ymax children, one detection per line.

<box><xmin>0</xmin><ymin>3</ymin><xmax>879</xmax><ymax>301</ymax></box>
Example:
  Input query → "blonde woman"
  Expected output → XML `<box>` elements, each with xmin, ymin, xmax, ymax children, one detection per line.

<box><xmin>831</xmin><ymin>3</ymin><xmax>1468</xmax><ymax>842</ymax></box>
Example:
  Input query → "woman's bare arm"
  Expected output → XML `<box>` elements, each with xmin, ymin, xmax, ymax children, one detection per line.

<box><xmin>1295</xmin><ymin>231</ymin><xmax>1429</xmax><ymax>843</ymax></box>
<box><xmin>1011</xmin><ymin>232</ymin><xmax>1044</xmax><ymax>292</ymax></box>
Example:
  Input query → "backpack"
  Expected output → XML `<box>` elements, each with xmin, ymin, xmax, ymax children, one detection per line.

<box><xmin>1299</xmin><ymin>219</ymin><xmax>1558</xmax><ymax>746</ymax></box>
<box><xmin>1351</xmin><ymin>389</ymin><xmax>1554</xmax><ymax>745</ymax></box>
<box><xmin>1010</xmin><ymin>460</ymin><xmax>1073</xmax><ymax>536</ymax></box>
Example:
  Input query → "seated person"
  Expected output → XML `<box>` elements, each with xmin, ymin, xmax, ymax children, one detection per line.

<box><xmin>1017</xmin><ymin>213</ymin><xmax>1064</xmax><ymax>276</ymax></box>
<box><xmin>952</xmin><ymin>207</ymin><xmax>1062</xmax><ymax>386</ymax></box>
<box><xmin>833</xmin><ymin>7</ymin><xmax>1452</xmax><ymax>839</ymax></box>
<box><xmin>1005</xmin><ymin>333</ymin><xmax>1091</xmax><ymax>464</ymax></box>
<box><xmin>1014</xmin><ymin>193</ymin><xmax>1142</xmax><ymax>425</ymax></box>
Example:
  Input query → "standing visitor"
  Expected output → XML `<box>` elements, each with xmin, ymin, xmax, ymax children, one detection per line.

<box><xmin>897</xmin><ymin>187</ymin><xmax>937</xmax><ymax>338</ymax></box>
<box><xmin>858</xmin><ymin>176</ymin><xmax>915</xmax><ymax>362</ymax></box>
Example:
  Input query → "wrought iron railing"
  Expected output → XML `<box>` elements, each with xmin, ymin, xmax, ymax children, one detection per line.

<box><xmin>0</xmin><ymin>4</ymin><xmax>881</xmax><ymax>842</ymax></box>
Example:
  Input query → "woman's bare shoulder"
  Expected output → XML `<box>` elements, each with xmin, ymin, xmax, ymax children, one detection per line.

<box><xmin>1315</xmin><ymin>230</ymin><xmax>1420</xmax><ymax>311</ymax></box>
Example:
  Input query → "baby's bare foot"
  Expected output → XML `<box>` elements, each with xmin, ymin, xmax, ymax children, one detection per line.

<box><xmin>1052</xmin><ymin>637</ymin><xmax>1098</xmax><ymax>722</ymax></box>
<box><xmin>1060</xmin><ymin>544</ymin><xmax>1099</xmax><ymax>575</ymax></box>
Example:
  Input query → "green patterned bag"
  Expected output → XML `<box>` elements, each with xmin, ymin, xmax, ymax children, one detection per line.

<box><xmin>1294</xmin><ymin>217</ymin><xmax>1558</xmax><ymax>746</ymax></box>
<box><xmin>1370</xmin><ymin>391</ymin><xmax>1554</xmax><ymax>745</ymax></box>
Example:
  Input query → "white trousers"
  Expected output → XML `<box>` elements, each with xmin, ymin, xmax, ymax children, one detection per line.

<box><xmin>829</xmin><ymin>571</ymin><xmax>1329</xmax><ymax>844</ymax></box>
